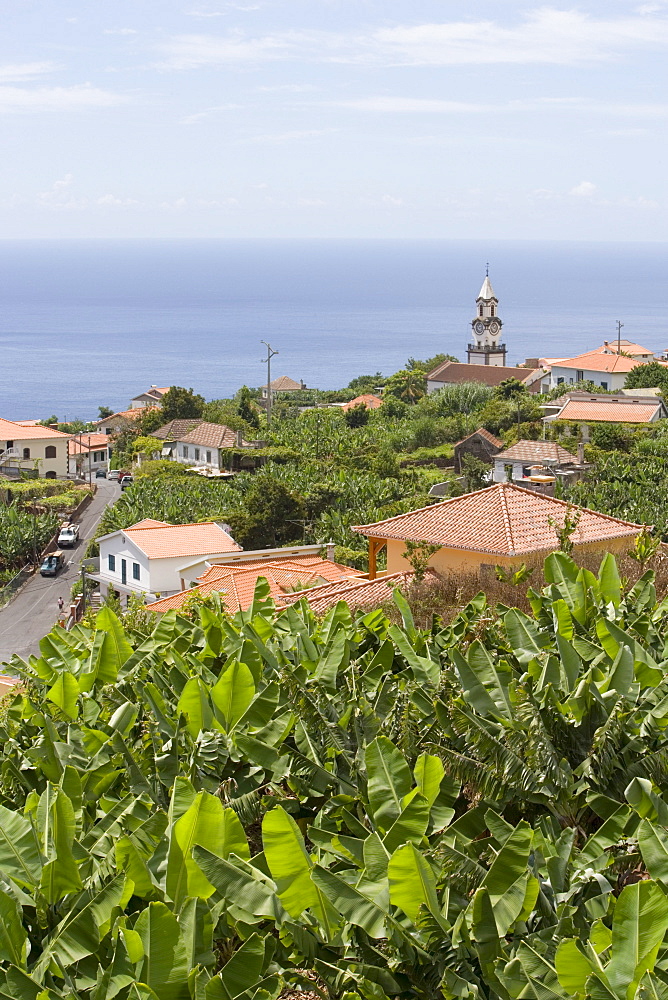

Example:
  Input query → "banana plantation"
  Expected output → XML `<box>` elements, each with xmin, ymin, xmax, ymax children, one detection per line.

<box><xmin>2</xmin><ymin>550</ymin><xmax>668</xmax><ymax>998</ymax></box>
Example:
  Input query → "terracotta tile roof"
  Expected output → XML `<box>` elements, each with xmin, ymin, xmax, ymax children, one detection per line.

<box><xmin>151</xmin><ymin>419</ymin><xmax>203</xmax><ymax>441</ymax></box>
<box><xmin>270</xmin><ymin>376</ymin><xmax>303</xmax><ymax>391</ymax></box>
<box><xmin>132</xmin><ymin>387</ymin><xmax>169</xmax><ymax>401</ymax></box>
<box><xmin>495</xmin><ymin>440</ymin><xmax>578</xmax><ymax>464</ymax></box>
<box><xmin>278</xmin><ymin>569</ymin><xmax>440</xmax><ymax>615</ymax></box>
<box><xmin>556</xmin><ymin>398</ymin><xmax>662</xmax><ymax>423</ymax></box>
<box><xmin>68</xmin><ymin>433</ymin><xmax>111</xmax><ymax>455</ymax></box>
<box><xmin>123</xmin><ymin>520</ymin><xmax>241</xmax><ymax>559</ymax></box>
<box><xmin>341</xmin><ymin>394</ymin><xmax>383</xmax><ymax>412</ymax></box>
<box><xmin>146</xmin><ymin>556</ymin><xmax>362</xmax><ymax>613</ymax></box>
<box><xmin>427</xmin><ymin>362</ymin><xmax>543</xmax><ymax>387</ymax></box>
<box><xmin>95</xmin><ymin>408</ymin><xmax>157</xmax><ymax>426</ymax></box>
<box><xmin>594</xmin><ymin>340</ymin><xmax>655</xmax><ymax>357</ymax></box>
<box><xmin>0</xmin><ymin>418</ymin><xmax>70</xmax><ymax>441</ymax></box>
<box><xmin>179</xmin><ymin>422</ymin><xmax>251</xmax><ymax>449</ymax></box>
<box><xmin>352</xmin><ymin>482</ymin><xmax>644</xmax><ymax>557</ymax></box>
<box><xmin>550</xmin><ymin>351</ymin><xmax>642</xmax><ymax>374</ymax></box>
<box><xmin>454</xmin><ymin>427</ymin><xmax>504</xmax><ymax>449</ymax></box>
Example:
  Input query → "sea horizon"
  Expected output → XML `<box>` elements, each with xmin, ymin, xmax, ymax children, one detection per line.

<box><xmin>1</xmin><ymin>237</ymin><xmax>667</xmax><ymax>422</ymax></box>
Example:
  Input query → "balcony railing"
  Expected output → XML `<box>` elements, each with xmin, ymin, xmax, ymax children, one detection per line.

<box><xmin>467</xmin><ymin>343</ymin><xmax>507</xmax><ymax>353</ymax></box>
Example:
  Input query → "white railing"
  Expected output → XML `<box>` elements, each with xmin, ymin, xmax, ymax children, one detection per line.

<box><xmin>0</xmin><ymin>447</ymin><xmax>21</xmax><ymax>467</ymax></box>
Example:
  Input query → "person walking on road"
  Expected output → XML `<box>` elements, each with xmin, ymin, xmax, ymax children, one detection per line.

<box><xmin>57</xmin><ymin>596</ymin><xmax>64</xmax><ymax>614</ymax></box>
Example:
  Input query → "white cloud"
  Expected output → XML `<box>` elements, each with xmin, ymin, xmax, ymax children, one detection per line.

<box><xmin>330</xmin><ymin>95</ymin><xmax>668</xmax><ymax>118</ymax></box>
<box><xmin>0</xmin><ymin>62</ymin><xmax>57</xmax><ymax>83</ymax></box>
<box><xmin>180</xmin><ymin>103</ymin><xmax>244</xmax><ymax>123</ymax></box>
<box><xmin>103</xmin><ymin>28</ymin><xmax>138</xmax><ymax>35</ymax></box>
<box><xmin>247</xmin><ymin>128</ymin><xmax>336</xmax><ymax>143</ymax></box>
<box><xmin>96</xmin><ymin>194</ymin><xmax>139</xmax><ymax>207</ymax></box>
<box><xmin>570</xmin><ymin>181</ymin><xmax>597</xmax><ymax>197</ymax></box>
<box><xmin>157</xmin><ymin>9</ymin><xmax>668</xmax><ymax>70</ymax></box>
<box><xmin>381</xmin><ymin>194</ymin><xmax>403</xmax><ymax>206</ymax></box>
<box><xmin>338</xmin><ymin>97</ymin><xmax>493</xmax><ymax>113</ymax></box>
<box><xmin>0</xmin><ymin>84</ymin><xmax>128</xmax><ymax>113</ymax></box>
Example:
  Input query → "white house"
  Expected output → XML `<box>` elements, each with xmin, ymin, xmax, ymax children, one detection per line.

<box><xmin>171</xmin><ymin>422</ymin><xmax>255</xmax><ymax>470</ymax></box>
<box><xmin>95</xmin><ymin>408</ymin><xmax>153</xmax><ymax>436</ymax></box>
<box><xmin>492</xmin><ymin>440</ymin><xmax>580</xmax><ymax>484</ymax></box>
<box><xmin>548</xmin><ymin>349</ymin><xmax>655</xmax><ymax>391</ymax></box>
<box><xmin>97</xmin><ymin>519</ymin><xmax>242</xmax><ymax>600</ymax></box>
<box><xmin>68</xmin><ymin>433</ymin><xmax>112</xmax><ymax>478</ymax></box>
<box><xmin>130</xmin><ymin>387</ymin><xmax>169</xmax><ymax>409</ymax></box>
<box><xmin>0</xmin><ymin>418</ymin><xmax>70</xmax><ymax>478</ymax></box>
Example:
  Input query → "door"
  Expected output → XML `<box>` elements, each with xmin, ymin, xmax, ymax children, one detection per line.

<box><xmin>121</xmin><ymin>559</ymin><xmax>127</xmax><ymax>585</ymax></box>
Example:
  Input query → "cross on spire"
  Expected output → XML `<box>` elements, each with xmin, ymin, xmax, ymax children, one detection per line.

<box><xmin>485</xmin><ymin>261</ymin><xmax>489</xmax><ymax>277</ymax></box>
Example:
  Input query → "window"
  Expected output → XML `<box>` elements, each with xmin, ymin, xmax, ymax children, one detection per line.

<box><xmin>132</xmin><ymin>563</ymin><xmax>140</xmax><ymax>580</ymax></box>
<box><xmin>206</xmin><ymin>451</ymin><xmax>211</xmax><ymax>463</ymax></box>
<box><xmin>557</xmin><ymin>377</ymin><xmax>564</xmax><ymax>385</ymax></box>
<box><xmin>45</xmin><ymin>445</ymin><xmax>56</xmax><ymax>458</ymax></box>
<box><xmin>490</xmin><ymin>305</ymin><xmax>495</xmax><ymax>316</ymax></box>
<box><xmin>195</xmin><ymin>448</ymin><xmax>200</xmax><ymax>460</ymax></box>
<box><xmin>479</xmin><ymin>304</ymin><xmax>483</xmax><ymax>316</ymax></box>
<box><xmin>108</xmin><ymin>554</ymin><xmax>116</xmax><ymax>572</ymax></box>
<box><xmin>183</xmin><ymin>446</ymin><xmax>189</xmax><ymax>458</ymax></box>
<box><xmin>600</xmin><ymin>381</ymin><xmax>608</xmax><ymax>390</ymax></box>
<box><xmin>22</xmin><ymin>447</ymin><xmax>30</xmax><ymax>459</ymax></box>
<box><xmin>6</xmin><ymin>440</ymin><xmax>13</xmax><ymax>448</ymax></box>
<box><xmin>576</xmin><ymin>370</ymin><xmax>584</xmax><ymax>381</ymax></box>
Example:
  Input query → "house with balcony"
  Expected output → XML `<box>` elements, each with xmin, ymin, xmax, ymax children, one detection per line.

<box><xmin>130</xmin><ymin>386</ymin><xmax>170</xmax><ymax>409</ymax></box>
<box><xmin>0</xmin><ymin>418</ymin><xmax>70</xmax><ymax>478</ymax></box>
<box><xmin>492</xmin><ymin>440</ymin><xmax>583</xmax><ymax>486</ymax></box>
<box><xmin>68</xmin><ymin>434</ymin><xmax>112</xmax><ymax>478</ymax></box>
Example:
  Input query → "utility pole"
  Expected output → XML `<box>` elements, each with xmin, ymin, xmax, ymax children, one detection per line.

<box><xmin>616</xmin><ymin>319</ymin><xmax>624</xmax><ymax>355</ymax></box>
<box><xmin>260</xmin><ymin>341</ymin><xmax>279</xmax><ymax>428</ymax></box>
<box><xmin>80</xmin><ymin>563</ymin><xmax>87</xmax><ymax>615</ymax></box>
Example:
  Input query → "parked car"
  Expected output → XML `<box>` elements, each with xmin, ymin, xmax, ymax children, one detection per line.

<box><xmin>120</xmin><ymin>475</ymin><xmax>134</xmax><ymax>490</ymax></box>
<box><xmin>95</xmin><ymin>468</ymin><xmax>107</xmax><ymax>478</ymax></box>
<box><xmin>40</xmin><ymin>551</ymin><xmax>65</xmax><ymax>577</ymax></box>
<box><xmin>108</xmin><ymin>470</ymin><xmax>120</xmax><ymax>481</ymax></box>
<box><xmin>57</xmin><ymin>523</ymin><xmax>79</xmax><ymax>548</ymax></box>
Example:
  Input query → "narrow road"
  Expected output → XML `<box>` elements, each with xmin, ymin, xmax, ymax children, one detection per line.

<box><xmin>0</xmin><ymin>478</ymin><xmax>120</xmax><ymax>666</ymax></box>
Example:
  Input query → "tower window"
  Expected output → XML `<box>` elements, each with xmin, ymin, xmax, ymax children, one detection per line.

<box><xmin>479</xmin><ymin>304</ymin><xmax>483</xmax><ymax>316</ymax></box>
<box><xmin>490</xmin><ymin>305</ymin><xmax>495</xmax><ymax>317</ymax></box>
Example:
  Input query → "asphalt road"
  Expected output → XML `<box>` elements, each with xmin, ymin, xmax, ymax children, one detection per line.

<box><xmin>0</xmin><ymin>478</ymin><xmax>120</xmax><ymax>667</ymax></box>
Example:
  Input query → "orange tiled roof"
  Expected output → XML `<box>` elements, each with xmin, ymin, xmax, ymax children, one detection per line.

<box><xmin>0</xmin><ymin>418</ymin><xmax>70</xmax><ymax>441</ymax></box>
<box><xmin>270</xmin><ymin>376</ymin><xmax>303</xmax><ymax>391</ymax></box>
<box><xmin>454</xmin><ymin>427</ymin><xmax>504</xmax><ymax>449</ymax></box>
<box><xmin>557</xmin><ymin>398</ymin><xmax>662</xmax><ymax>423</ymax></box>
<box><xmin>122</xmin><ymin>521</ymin><xmax>241</xmax><ymax>559</ymax></box>
<box><xmin>550</xmin><ymin>351</ymin><xmax>642</xmax><ymax>374</ymax></box>
<box><xmin>151</xmin><ymin>419</ymin><xmax>202</xmax><ymax>441</ymax></box>
<box><xmin>95</xmin><ymin>408</ymin><xmax>157</xmax><ymax>425</ymax></box>
<box><xmin>278</xmin><ymin>569</ymin><xmax>440</xmax><ymax>614</ymax></box>
<box><xmin>179</xmin><ymin>422</ymin><xmax>250</xmax><ymax>449</ymax></box>
<box><xmin>594</xmin><ymin>340</ymin><xmax>655</xmax><ymax>357</ymax></box>
<box><xmin>68</xmin><ymin>433</ymin><xmax>111</xmax><ymax>454</ymax></box>
<box><xmin>352</xmin><ymin>482</ymin><xmax>644</xmax><ymax>556</ymax></box>
<box><xmin>341</xmin><ymin>394</ymin><xmax>383</xmax><ymax>412</ymax></box>
<box><xmin>495</xmin><ymin>440</ymin><xmax>578</xmax><ymax>464</ymax></box>
<box><xmin>146</xmin><ymin>556</ymin><xmax>362</xmax><ymax>613</ymax></box>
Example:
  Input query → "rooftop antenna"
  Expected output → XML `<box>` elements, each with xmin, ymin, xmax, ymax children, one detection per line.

<box><xmin>616</xmin><ymin>319</ymin><xmax>624</xmax><ymax>355</ymax></box>
<box><xmin>260</xmin><ymin>340</ymin><xmax>279</xmax><ymax>427</ymax></box>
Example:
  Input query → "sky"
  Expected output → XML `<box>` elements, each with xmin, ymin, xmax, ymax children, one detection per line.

<box><xmin>0</xmin><ymin>0</ymin><xmax>666</xmax><ymax>240</ymax></box>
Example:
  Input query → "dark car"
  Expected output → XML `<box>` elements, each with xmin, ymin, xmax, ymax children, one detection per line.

<box><xmin>40</xmin><ymin>551</ymin><xmax>65</xmax><ymax>577</ymax></box>
<box><xmin>95</xmin><ymin>468</ymin><xmax>107</xmax><ymax>478</ymax></box>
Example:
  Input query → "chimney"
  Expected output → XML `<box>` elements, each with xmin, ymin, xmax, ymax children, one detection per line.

<box><xmin>300</xmin><ymin>380</ymin><xmax>306</xmax><ymax>390</ymax></box>
<box><xmin>236</xmin><ymin>429</ymin><xmax>243</xmax><ymax>447</ymax></box>
<box><xmin>577</xmin><ymin>442</ymin><xmax>585</xmax><ymax>464</ymax></box>
<box><xmin>326</xmin><ymin>541</ymin><xmax>335</xmax><ymax>561</ymax></box>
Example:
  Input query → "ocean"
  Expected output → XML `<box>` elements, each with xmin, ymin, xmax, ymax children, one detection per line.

<box><xmin>0</xmin><ymin>238</ymin><xmax>666</xmax><ymax>422</ymax></box>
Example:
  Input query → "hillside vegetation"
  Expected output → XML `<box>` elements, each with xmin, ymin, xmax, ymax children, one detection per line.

<box><xmin>3</xmin><ymin>552</ymin><xmax>668</xmax><ymax>998</ymax></box>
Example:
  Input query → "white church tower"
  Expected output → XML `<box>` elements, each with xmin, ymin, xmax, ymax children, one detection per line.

<box><xmin>467</xmin><ymin>269</ymin><xmax>507</xmax><ymax>366</ymax></box>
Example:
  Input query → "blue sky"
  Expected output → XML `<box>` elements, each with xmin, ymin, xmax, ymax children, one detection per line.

<box><xmin>1</xmin><ymin>1</ymin><xmax>666</xmax><ymax>239</ymax></box>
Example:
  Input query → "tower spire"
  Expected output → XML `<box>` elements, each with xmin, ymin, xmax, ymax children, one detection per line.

<box><xmin>467</xmin><ymin>272</ymin><xmax>506</xmax><ymax>367</ymax></box>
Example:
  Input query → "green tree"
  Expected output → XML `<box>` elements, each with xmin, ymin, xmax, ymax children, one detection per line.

<box><xmin>229</xmin><ymin>475</ymin><xmax>306</xmax><ymax>548</ymax></box>
<box><xmin>344</xmin><ymin>403</ymin><xmax>370</xmax><ymax>428</ymax></box>
<box><xmin>405</xmin><ymin>352</ymin><xmax>458</xmax><ymax>373</ymax></box>
<box><xmin>347</xmin><ymin>371</ymin><xmax>386</xmax><ymax>394</ymax></box>
<box><xmin>624</xmin><ymin>360</ymin><xmax>668</xmax><ymax>391</ymax></box>
<box><xmin>98</xmin><ymin>405</ymin><xmax>114</xmax><ymax>419</ymax></box>
<box><xmin>160</xmin><ymin>386</ymin><xmax>205</xmax><ymax>421</ymax></box>
<box><xmin>494</xmin><ymin>377</ymin><xmax>528</xmax><ymax>400</ymax></box>
<box><xmin>461</xmin><ymin>452</ymin><xmax>491</xmax><ymax>491</ymax></box>
<box><xmin>383</xmin><ymin>368</ymin><xmax>427</xmax><ymax>404</ymax></box>
<box><xmin>236</xmin><ymin>386</ymin><xmax>260</xmax><ymax>429</ymax></box>
<box><xmin>132</xmin><ymin>436</ymin><xmax>159</xmax><ymax>459</ymax></box>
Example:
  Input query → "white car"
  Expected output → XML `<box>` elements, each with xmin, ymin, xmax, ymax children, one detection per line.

<box><xmin>108</xmin><ymin>470</ymin><xmax>120</xmax><ymax>481</ymax></box>
<box><xmin>57</xmin><ymin>523</ymin><xmax>79</xmax><ymax>548</ymax></box>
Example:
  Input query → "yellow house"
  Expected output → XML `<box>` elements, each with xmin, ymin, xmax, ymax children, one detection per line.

<box><xmin>353</xmin><ymin>482</ymin><xmax>645</xmax><ymax>579</ymax></box>
<box><xmin>0</xmin><ymin>418</ymin><xmax>70</xmax><ymax>479</ymax></box>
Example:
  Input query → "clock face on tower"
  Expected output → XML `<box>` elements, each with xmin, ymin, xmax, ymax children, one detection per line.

<box><xmin>489</xmin><ymin>320</ymin><xmax>500</xmax><ymax>334</ymax></box>
<box><xmin>474</xmin><ymin>321</ymin><xmax>485</xmax><ymax>334</ymax></box>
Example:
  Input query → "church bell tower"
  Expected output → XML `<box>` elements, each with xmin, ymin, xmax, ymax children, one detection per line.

<box><xmin>467</xmin><ymin>269</ymin><xmax>507</xmax><ymax>366</ymax></box>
